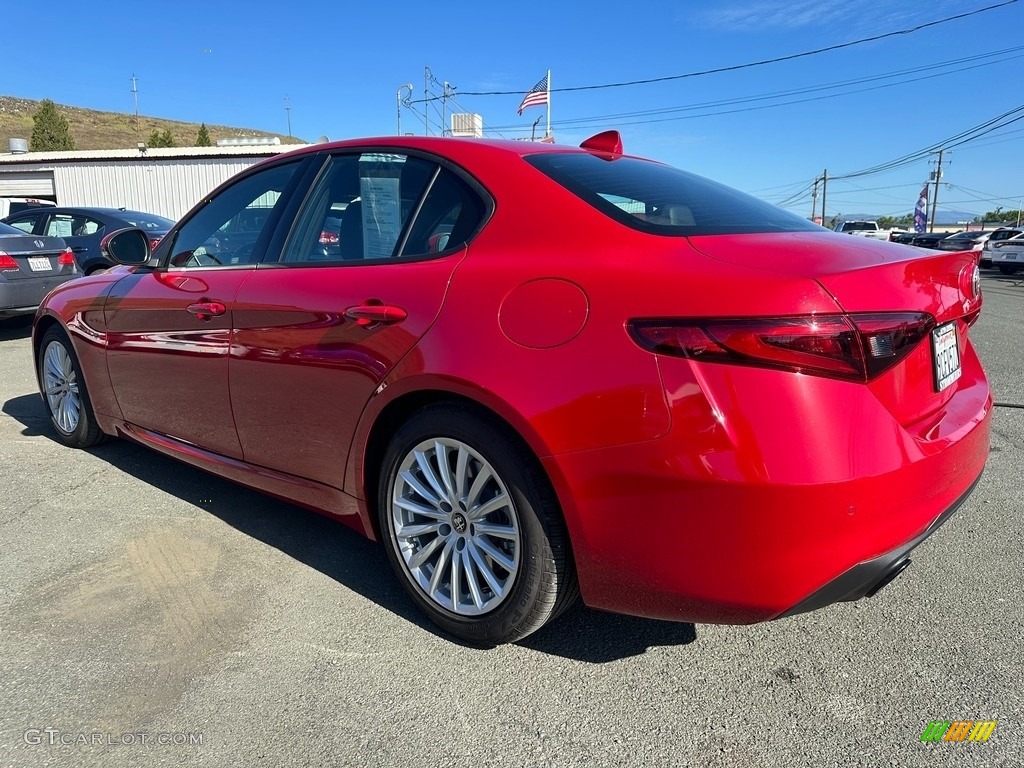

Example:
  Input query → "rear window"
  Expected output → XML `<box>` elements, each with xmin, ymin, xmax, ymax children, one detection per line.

<box><xmin>120</xmin><ymin>212</ymin><xmax>174</xmax><ymax>230</ymax></box>
<box><xmin>0</xmin><ymin>222</ymin><xmax>23</xmax><ymax>235</ymax></box>
<box><xmin>524</xmin><ymin>153</ymin><xmax>818</xmax><ymax>236</ymax></box>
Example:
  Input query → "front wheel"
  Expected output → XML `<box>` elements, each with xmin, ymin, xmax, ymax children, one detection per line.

<box><xmin>38</xmin><ymin>327</ymin><xmax>108</xmax><ymax>448</ymax></box>
<box><xmin>378</xmin><ymin>404</ymin><xmax>577</xmax><ymax>645</ymax></box>
<box><xmin>997</xmin><ymin>264</ymin><xmax>1020</xmax><ymax>275</ymax></box>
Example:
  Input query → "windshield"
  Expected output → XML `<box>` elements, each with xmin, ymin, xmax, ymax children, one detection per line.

<box><xmin>841</xmin><ymin>222</ymin><xmax>877</xmax><ymax>231</ymax></box>
<box><xmin>525</xmin><ymin>153</ymin><xmax>819</xmax><ymax>236</ymax></box>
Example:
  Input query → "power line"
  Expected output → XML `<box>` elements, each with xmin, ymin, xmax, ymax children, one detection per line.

<box><xmin>484</xmin><ymin>46</ymin><xmax>1024</xmax><ymax>132</ymax></box>
<box><xmin>456</xmin><ymin>1</ymin><xmax>1018</xmax><ymax>97</ymax></box>
<box><xmin>833</xmin><ymin>105</ymin><xmax>1024</xmax><ymax>181</ymax></box>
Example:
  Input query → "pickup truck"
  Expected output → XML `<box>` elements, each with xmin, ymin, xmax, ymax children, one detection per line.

<box><xmin>989</xmin><ymin>234</ymin><xmax>1024</xmax><ymax>275</ymax></box>
<box><xmin>832</xmin><ymin>220</ymin><xmax>891</xmax><ymax>241</ymax></box>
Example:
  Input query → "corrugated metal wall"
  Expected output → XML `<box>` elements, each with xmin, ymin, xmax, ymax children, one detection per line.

<box><xmin>51</xmin><ymin>158</ymin><xmax>261</xmax><ymax>220</ymax></box>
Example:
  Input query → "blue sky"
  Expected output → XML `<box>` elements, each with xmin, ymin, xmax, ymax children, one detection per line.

<box><xmin>5</xmin><ymin>0</ymin><xmax>1023</xmax><ymax>221</ymax></box>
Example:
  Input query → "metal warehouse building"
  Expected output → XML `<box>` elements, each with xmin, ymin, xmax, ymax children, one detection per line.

<box><xmin>0</xmin><ymin>143</ymin><xmax>309</xmax><ymax>221</ymax></box>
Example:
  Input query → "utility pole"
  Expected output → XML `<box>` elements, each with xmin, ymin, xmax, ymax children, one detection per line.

<box><xmin>130</xmin><ymin>74</ymin><xmax>140</xmax><ymax>133</ymax></box>
<box><xmin>396</xmin><ymin>84</ymin><xmax>413</xmax><ymax>135</ymax></box>
<box><xmin>929</xmin><ymin>149</ymin><xmax>944</xmax><ymax>233</ymax></box>
<box><xmin>424</xmin><ymin>66</ymin><xmax>431</xmax><ymax>136</ymax></box>
<box><xmin>284</xmin><ymin>96</ymin><xmax>292</xmax><ymax>138</ymax></box>
<box><xmin>821</xmin><ymin>169</ymin><xmax>828</xmax><ymax>229</ymax></box>
<box><xmin>811</xmin><ymin>177</ymin><xmax>819</xmax><ymax>224</ymax></box>
<box><xmin>441</xmin><ymin>81</ymin><xmax>454</xmax><ymax>137</ymax></box>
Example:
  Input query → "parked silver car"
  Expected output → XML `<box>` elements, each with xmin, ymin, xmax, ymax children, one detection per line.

<box><xmin>0</xmin><ymin>222</ymin><xmax>78</xmax><ymax>324</ymax></box>
<box><xmin>980</xmin><ymin>226</ymin><xmax>1024</xmax><ymax>269</ymax></box>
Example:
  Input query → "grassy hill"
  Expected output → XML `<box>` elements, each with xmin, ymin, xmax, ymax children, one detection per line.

<box><xmin>0</xmin><ymin>95</ymin><xmax>298</xmax><ymax>151</ymax></box>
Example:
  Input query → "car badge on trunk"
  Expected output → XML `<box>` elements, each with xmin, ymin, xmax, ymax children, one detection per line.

<box><xmin>34</xmin><ymin>240</ymin><xmax>45</xmax><ymax>248</ymax></box>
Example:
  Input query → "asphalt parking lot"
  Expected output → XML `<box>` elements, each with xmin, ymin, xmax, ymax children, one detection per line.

<box><xmin>0</xmin><ymin>273</ymin><xmax>1021</xmax><ymax>768</ymax></box>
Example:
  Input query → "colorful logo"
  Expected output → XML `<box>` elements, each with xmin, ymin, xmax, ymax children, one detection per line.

<box><xmin>921</xmin><ymin>720</ymin><xmax>996</xmax><ymax>742</ymax></box>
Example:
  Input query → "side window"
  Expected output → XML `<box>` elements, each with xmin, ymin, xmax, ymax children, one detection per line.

<box><xmin>281</xmin><ymin>153</ymin><xmax>485</xmax><ymax>264</ymax></box>
<box><xmin>6</xmin><ymin>215</ymin><xmax>39</xmax><ymax>234</ymax></box>
<box><xmin>76</xmin><ymin>217</ymin><xmax>103</xmax><ymax>236</ymax></box>
<box><xmin>399</xmin><ymin>168</ymin><xmax>487</xmax><ymax>257</ymax></box>
<box><xmin>45</xmin><ymin>214</ymin><xmax>77</xmax><ymax>238</ymax></box>
<box><xmin>281</xmin><ymin>153</ymin><xmax>435</xmax><ymax>264</ymax></box>
<box><xmin>167</xmin><ymin>162</ymin><xmax>299</xmax><ymax>269</ymax></box>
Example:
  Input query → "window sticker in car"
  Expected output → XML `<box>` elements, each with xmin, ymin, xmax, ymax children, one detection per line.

<box><xmin>360</xmin><ymin>176</ymin><xmax>402</xmax><ymax>259</ymax></box>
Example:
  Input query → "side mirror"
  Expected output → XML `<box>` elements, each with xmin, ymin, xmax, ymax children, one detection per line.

<box><xmin>101</xmin><ymin>228</ymin><xmax>151</xmax><ymax>265</ymax></box>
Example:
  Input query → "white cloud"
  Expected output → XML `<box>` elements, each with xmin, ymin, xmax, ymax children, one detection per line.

<box><xmin>692</xmin><ymin>0</ymin><xmax>966</xmax><ymax>32</ymax></box>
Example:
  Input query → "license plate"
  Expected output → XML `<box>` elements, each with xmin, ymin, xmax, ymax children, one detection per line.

<box><xmin>931</xmin><ymin>322</ymin><xmax>961</xmax><ymax>392</ymax></box>
<box><xmin>27</xmin><ymin>257</ymin><xmax>51</xmax><ymax>272</ymax></box>
<box><xmin>1008</xmin><ymin>253</ymin><xmax>1017</xmax><ymax>260</ymax></box>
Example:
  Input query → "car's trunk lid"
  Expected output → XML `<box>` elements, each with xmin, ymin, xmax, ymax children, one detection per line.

<box><xmin>688</xmin><ymin>231</ymin><xmax>981</xmax><ymax>426</ymax></box>
<box><xmin>0</xmin><ymin>235</ymin><xmax>69</xmax><ymax>281</ymax></box>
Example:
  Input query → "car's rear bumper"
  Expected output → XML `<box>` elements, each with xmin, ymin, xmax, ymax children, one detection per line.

<box><xmin>990</xmin><ymin>251</ymin><xmax>1022</xmax><ymax>264</ymax></box>
<box><xmin>544</xmin><ymin>349</ymin><xmax>991</xmax><ymax>625</ymax></box>
<box><xmin>0</xmin><ymin>274</ymin><xmax>77</xmax><ymax>318</ymax></box>
<box><xmin>778</xmin><ymin>471</ymin><xmax>982</xmax><ymax>617</ymax></box>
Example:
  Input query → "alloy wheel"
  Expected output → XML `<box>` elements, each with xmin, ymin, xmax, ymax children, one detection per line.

<box><xmin>390</xmin><ymin>438</ymin><xmax>521</xmax><ymax>616</ymax></box>
<box><xmin>42</xmin><ymin>341</ymin><xmax>81</xmax><ymax>435</ymax></box>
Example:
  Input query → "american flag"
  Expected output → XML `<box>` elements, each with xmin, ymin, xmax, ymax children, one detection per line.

<box><xmin>517</xmin><ymin>73</ymin><xmax>549</xmax><ymax>115</ymax></box>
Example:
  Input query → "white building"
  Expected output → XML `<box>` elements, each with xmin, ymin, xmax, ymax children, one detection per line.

<box><xmin>0</xmin><ymin>143</ymin><xmax>309</xmax><ymax>221</ymax></box>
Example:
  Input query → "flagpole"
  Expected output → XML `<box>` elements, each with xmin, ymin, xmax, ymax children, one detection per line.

<box><xmin>546</xmin><ymin>69</ymin><xmax>551</xmax><ymax>141</ymax></box>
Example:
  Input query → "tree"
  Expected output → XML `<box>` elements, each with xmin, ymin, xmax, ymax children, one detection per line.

<box><xmin>974</xmin><ymin>206</ymin><xmax>1022</xmax><ymax>225</ymax></box>
<box><xmin>877</xmin><ymin>214</ymin><xmax>914</xmax><ymax>229</ymax></box>
<box><xmin>30</xmin><ymin>99</ymin><xmax>76</xmax><ymax>151</ymax></box>
<box><xmin>196</xmin><ymin>123</ymin><xmax>212</xmax><ymax>147</ymax></box>
<box><xmin>147</xmin><ymin>128</ymin><xmax>176</xmax><ymax>148</ymax></box>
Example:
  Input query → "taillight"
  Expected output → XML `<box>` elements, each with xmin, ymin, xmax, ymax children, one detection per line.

<box><xmin>149</xmin><ymin>237</ymin><xmax>163</xmax><ymax>249</ymax></box>
<box><xmin>58</xmin><ymin>248</ymin><xmax>75</xmax><ymax>266</ymax></box>
<box><xmin>628</xmin><ymin>312</ymin><xmax>935</xmax><ymax>382</ymax></box>
<box><xmin>0</xmin><ymin>252</ymin><xmax>17</xmax><ymax>269</ymax></box>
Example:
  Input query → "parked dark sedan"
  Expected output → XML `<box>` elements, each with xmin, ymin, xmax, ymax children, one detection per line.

<box><xmin>936</xmin><ymin>229</ymin><xmax>998</xmax><ymax>253</ymax></box>
<box><xmin>0</xmin><ymin>221</ymin><xmax>77</xmax><ymax>323</ymax></box>
<box><xmin>2</xmin><ymin>207</ymin><xmax>174</xmax><ymax>274</ymax></box>
<box><xmin>909</xmin><ymin>232</ymin><xmax>951</xmax><ymax>249</ymax></box>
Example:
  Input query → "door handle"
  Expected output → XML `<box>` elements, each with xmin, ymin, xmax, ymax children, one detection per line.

<box><xmin>71</xmin><ymin>246</ymin><xmax>85</xmax><ymax>253</ymax></box>
<box><xmin>186</xmin><ymin>301</ymin><xmax>226</xmax><ymax>320</ymax></box>
<box><xmin>344</xmin><ymin>303</ymin><xmax>407</xmax><ymax>327</ymax></box>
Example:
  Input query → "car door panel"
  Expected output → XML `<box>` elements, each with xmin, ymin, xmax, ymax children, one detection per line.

<box><xmin>104</xmin><ymin>269</ymin><xmax>255</xmax><ymax>458</ymax></box>
<box><xmin>229</xmin><ymin>256</ymin><xmax>464</xmax><ymax>487</ymax></box>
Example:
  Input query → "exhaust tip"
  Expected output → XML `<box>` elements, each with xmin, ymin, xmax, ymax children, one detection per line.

<box><xmin>865</xmin><ymin>558</ymin><xmax>911</xmax><ymax>598</ymax></box>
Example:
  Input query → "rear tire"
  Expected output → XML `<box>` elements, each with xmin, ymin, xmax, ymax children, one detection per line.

<box><xmin>378</xmin><ymin>404</ymin><xmax>578</xmax><ymax>645</ymax></box>
<box><xmin>997</xmin><ymin>265</ymin><xmax>1019</xmax><ymax>275</ymax></box>
<box><xmin>38</xmin><ymin>327</ymin><xmax>108</xmax><ymax>448</ymax></box>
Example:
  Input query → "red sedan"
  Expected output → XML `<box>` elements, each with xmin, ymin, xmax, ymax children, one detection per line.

<box><xmin>32</xmin><ymin>132</ymin><xmax>990</xmax><ymax>645</ymax></box>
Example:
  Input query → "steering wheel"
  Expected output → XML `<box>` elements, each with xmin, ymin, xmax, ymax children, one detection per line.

<box><xmin>231</xmin><ymin>243</ymin><xmax>256</xmax><ymax>263</ymax></box>
<box><xmin>182</xmin><ymin>251</ymin><xmax>222</xmax><ymax>268</ymax></box>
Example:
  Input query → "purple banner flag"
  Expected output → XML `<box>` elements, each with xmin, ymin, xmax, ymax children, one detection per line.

<box><xmin>914</xmin><ymin>185</ymin><xmax>928</xmax><ymax>233</ymax></box>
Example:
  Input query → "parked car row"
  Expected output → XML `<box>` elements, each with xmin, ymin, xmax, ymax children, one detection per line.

<box><xmin>0</xmin><ymin>203</ymin><xmax>175</xmax><ymax>326</ymax></box>
<box><xmin>890</xmin><ymin>226</ymin><xmax>1024</xmax><ymax>272</ymax></box>
<box><xmin>2</xmin><ymin>206</ymin><xmax>174</xmax><ymax>275</ymax></box>
<box><xmin>889</xmin><ymin>231</ymin><xmax>949</xmax><ymax>248</ymax></box>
